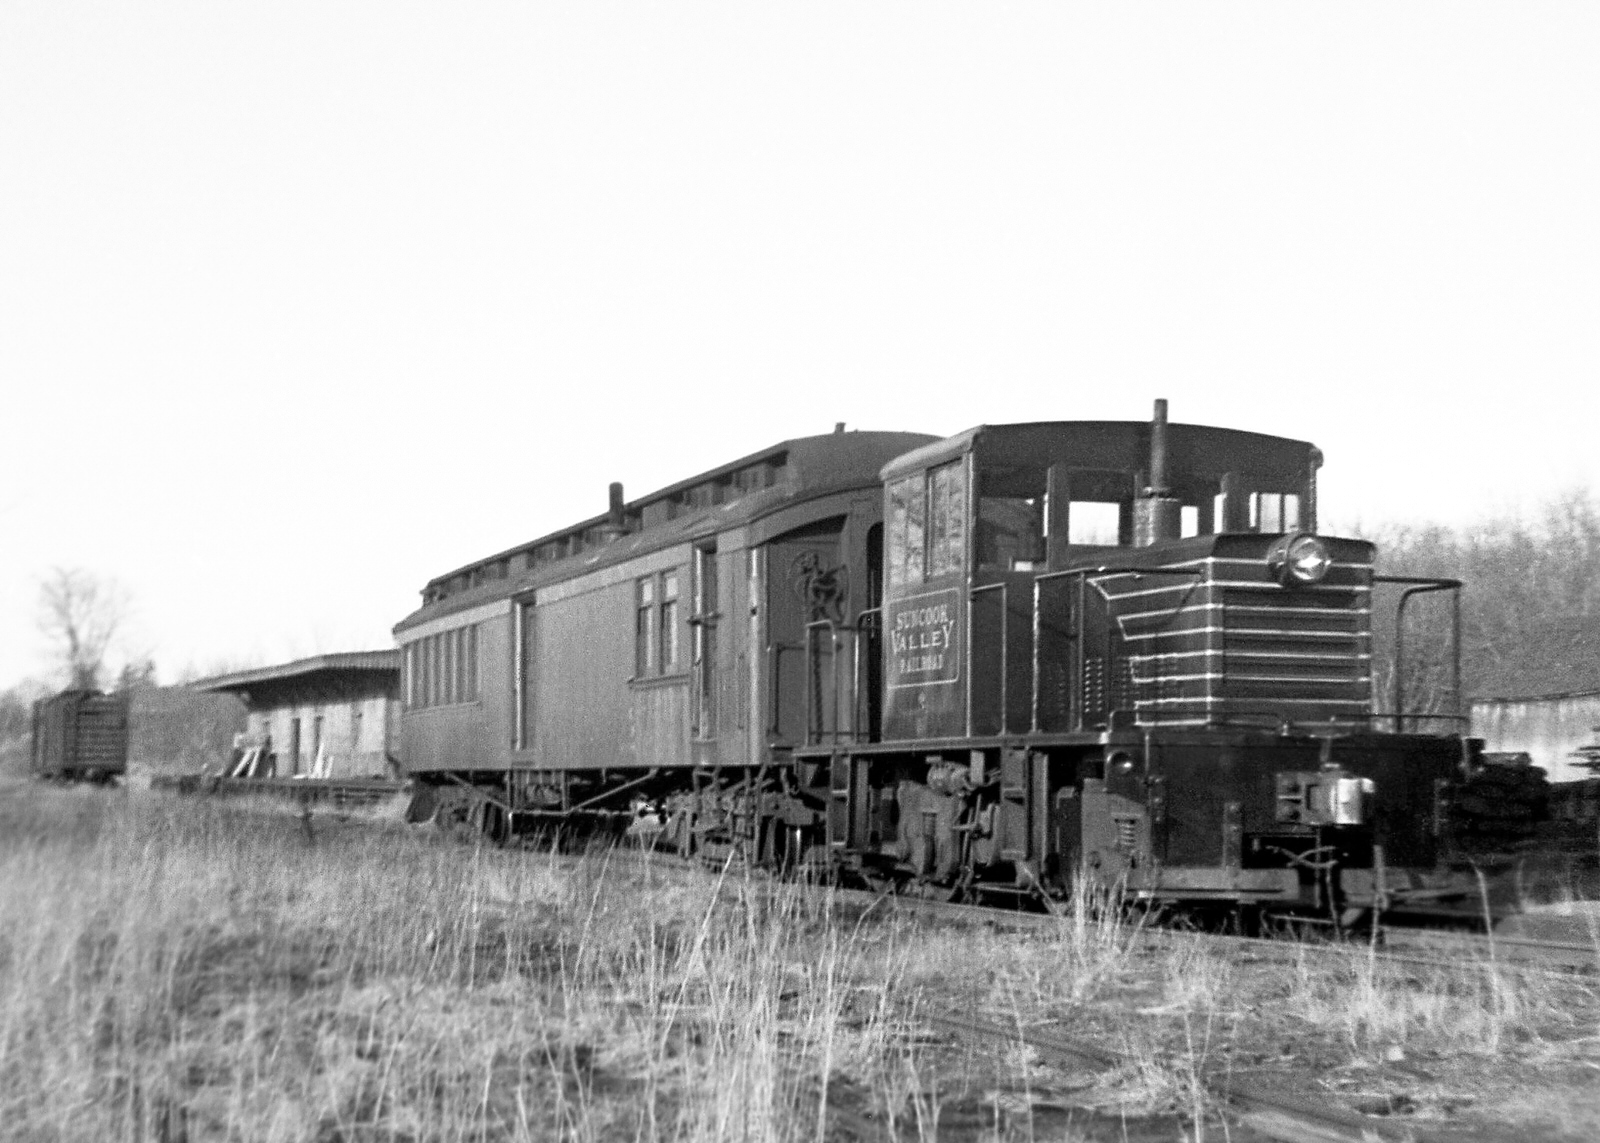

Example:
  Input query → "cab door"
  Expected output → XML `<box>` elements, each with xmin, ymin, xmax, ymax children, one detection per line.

<box><xmin>764</xmin><ymin>520</ymin><xmax>848</xmax><ymax>750</ymax></box>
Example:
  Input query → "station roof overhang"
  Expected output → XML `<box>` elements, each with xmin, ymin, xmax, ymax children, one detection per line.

<box><xmin>190</xmin><ymin>651</ymin><xmax>400</xmax><ymax>697</ymax></box>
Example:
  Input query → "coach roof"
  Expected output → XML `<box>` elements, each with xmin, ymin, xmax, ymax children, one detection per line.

<box><xmin>395</xmin><ymin>429</ymin><xmax>936</xmax><ymax>634</ymax></box>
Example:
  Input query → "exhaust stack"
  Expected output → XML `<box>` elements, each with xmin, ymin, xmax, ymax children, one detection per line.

<box><xmin>1133</xmin><ymin>399</ymin><xmax>1183</xmax><ymax>546</ymax></box>
<box><xmin>599</xmin><ymin>482</ymin><xmax>627</xmax><ymax>540</ymax></box>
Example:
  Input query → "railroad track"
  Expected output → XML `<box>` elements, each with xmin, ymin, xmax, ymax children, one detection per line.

<box><xmin>920</xmin><ymin>1010</ymin><xmax>1454</xmax><ymax>1143</ymax></box>
<box><xmin>576</xmin><ymin>842</ymin><xmax>1600</xmax><ymax>976</ymax></box>
<box><xmin>815</xmin><ymin>880</ymin><xmax>1600</xmax><ymax>976</ymax></box>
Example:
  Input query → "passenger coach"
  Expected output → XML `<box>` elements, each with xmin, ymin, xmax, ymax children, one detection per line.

<box><xmin>394</xmin><ymin>428</ymin><xmax>935</xmax><ymax>856</ymax></box>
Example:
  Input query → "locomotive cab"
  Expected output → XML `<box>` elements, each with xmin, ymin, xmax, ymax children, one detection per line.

<box><xmin>812</xmin><ymin>403</ymin><xmax>1469</xmax><ymax>921</ymax></box>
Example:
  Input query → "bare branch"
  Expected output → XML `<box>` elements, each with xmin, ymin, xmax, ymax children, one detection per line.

<box><xmin>36</xmin><ymin>568</ymin><xmax>129</xmax><ymax>690</ymax></box>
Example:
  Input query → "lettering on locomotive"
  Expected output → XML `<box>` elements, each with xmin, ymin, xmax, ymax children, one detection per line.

<box><xmin>887</xmin><ymin>588</ymin><xmax>961</xmax><ymax>686</ymax></box>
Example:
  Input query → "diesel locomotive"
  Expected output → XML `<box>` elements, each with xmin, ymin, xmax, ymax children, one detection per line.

<box><xmin>395</xmin><ymin>404</ymin><xmax>1472</xmax><ymax>921</ymax></box>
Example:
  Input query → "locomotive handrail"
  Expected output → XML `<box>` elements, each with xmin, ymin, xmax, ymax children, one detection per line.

<box><xmin>1200</xmin><ymin>710</ymin><xmax>1470</xmax><ymax>735</ymax></box>
<box><xmin>803</xmin><ymin>618</ymin><xmax>842</xmax><ymax>747</ymax></box>
<box><xmin>1364</xmin><ymin>711</ymin><xmax>1470</xmax><ymax>731</ymax></box>
<box><xmin>853</xmin><ymin>607</ymin><xmax>881</xmax><ymax>744</ymax></box>
<box><xmin>1375</xmin><ymin>575</ymin><xmax>1463</xmax><ymax>734</ymax></box>
<box><xmin>1029</xmin><ymin>566</ymin><xmax>1204</xmax><ymax>733</ymax></box>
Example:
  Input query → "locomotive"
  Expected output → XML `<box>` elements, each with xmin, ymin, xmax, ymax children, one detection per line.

<box><xmin>395</xmin><ymin>404</ymin><xmax>1472</xmax><ymax>921</ymax></box>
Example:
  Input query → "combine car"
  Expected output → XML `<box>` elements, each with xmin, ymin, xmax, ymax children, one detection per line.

<box><xmin>394</xmin><ymin>428</ymin><xmax>936</xmax><ymax>853</ymax></box>
<box><xmin>397</xmin><ymin>406</ymin><xmax>1472</xmax><ymax>922</ymax></box>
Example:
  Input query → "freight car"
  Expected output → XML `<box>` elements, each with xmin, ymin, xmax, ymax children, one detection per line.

<box><xmin>397</xmin><ymin>407</ymin><xmax>1473</xmax><ymax>923</ymax></box>
<box><xmin>31</xmin><ymin>689</ymin><xmax>130</xmax><ymax>783</ymax></box>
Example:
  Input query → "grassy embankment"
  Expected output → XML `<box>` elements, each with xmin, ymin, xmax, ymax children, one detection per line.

<box><xmin>2</xmin><ymin>783</ymin><xmax>1597</xmax><ymax>1142</ymax></box>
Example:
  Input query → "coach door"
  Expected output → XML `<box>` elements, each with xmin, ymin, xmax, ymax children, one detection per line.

<box><xmin>765</xmin><ymin>520</ymin><xmax>849</xmax><ymax>750</ymax></box>
<box><xmin>690</xmin><ymin>544</ymin><xmax>720</xmax><ymax>766</ymax></box>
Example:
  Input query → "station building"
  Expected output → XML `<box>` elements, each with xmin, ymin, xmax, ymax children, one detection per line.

<box><xmin>1470</xmin><ymin>689</ymin><xmax>1600</xmax><ymax>785</ymax></box>
<box><xmin>192</xmin><ymin>651</ymin><xmax>401</xmax><ymax>779</ymax></box>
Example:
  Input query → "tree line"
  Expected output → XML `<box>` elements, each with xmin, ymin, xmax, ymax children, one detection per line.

<box><xmin>1363</xmin><ymin>489</ymin><xmax>1600</xmax><ymax>706</ymax></box>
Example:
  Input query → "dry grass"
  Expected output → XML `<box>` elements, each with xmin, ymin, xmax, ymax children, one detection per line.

<box><xmin>2</xmin><ymin>781</ymin><xmax>1596</xmax><ymax>1142</ymax></box>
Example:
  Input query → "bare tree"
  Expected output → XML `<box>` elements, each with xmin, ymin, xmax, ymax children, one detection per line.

<box><xmin>37</xmin><ymin>567</ymin><xmax>128</xmax><ymax>690</ymax></box>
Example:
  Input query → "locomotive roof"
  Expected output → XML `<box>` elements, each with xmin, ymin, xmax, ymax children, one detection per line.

<box><xmin>395</xmin><ymin>429</ymin><xmax>937</xmax><ymax>633</ymax></box>
<box><xmin>881</xmin><ymin>420</ymin><xmax>1319</xmax><ymax>487</ymax></box>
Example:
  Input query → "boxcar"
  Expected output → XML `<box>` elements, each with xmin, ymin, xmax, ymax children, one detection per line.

<box><xmin>31</xmin><ymin>689</ymin><xmax>130</xmax><ymax>782</ymax></box>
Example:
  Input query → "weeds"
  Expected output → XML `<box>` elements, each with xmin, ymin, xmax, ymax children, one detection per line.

<box><xmin>1</xmin><ymin>783</ymin><xmax>1594</xmax><ymax>1141</ymax></box>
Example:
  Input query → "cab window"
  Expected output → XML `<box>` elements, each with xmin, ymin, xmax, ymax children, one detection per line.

<box><xmin>977</xmin><ymin>465</ymin><xmax>1046</xmax><ymax>571</ymax></box>
<box><xmin>1066</xmin><ymin>501</ymin><xmax>1121</xmax><ymax>546</ymax></box>
<box><xmin>889</xmin><ymin>460</ymin><xmax>968</xmax><ymax>587</ymax></box>
<box><xmin>927</xmin><ymin>460</ymin><xmax>966</xmax><ymax>578</ymax></box>
<box><xmin>887</xmin><ymin>475</ymin><xmax>926</xmax><ymax>588</ymax></box>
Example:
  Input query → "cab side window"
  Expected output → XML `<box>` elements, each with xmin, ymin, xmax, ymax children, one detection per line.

<box><xmin>889</xmin><ymin>459</ymin><xmax>968</xmax><ymax>588</ymax></box>
<box><xmin>927</xmin><ymin>460</ymin><xmax>966</xmax><ymax>579</ymax></box>
<box><xmin>887</xmin><ymin>475</ymin><xmax>926</xmax><ymax>589</ymax></box>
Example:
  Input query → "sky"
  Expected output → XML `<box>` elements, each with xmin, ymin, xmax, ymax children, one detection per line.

<box><xmin>2</xmin><ymin>2</ymin><xmax>1598</xmax><ymax>689</ymax></box>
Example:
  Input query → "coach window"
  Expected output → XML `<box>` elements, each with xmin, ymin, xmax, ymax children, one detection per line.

<box><xmin>660</xmin><ymin>571</ymin><xmax>681</xmax><ymax>672</ymax></box>
<box><xmin>404</xmin><ymin>644</ymin><xmax>417</xmax><ymax>708</ymax></box>
<box><xmin>636</xmin><ymin>570</ymin><xmax>685</xmax><ymax>678</ymax></box>
<box><xmin>427</xmin><ymin>634</ymin><xmax>437</xmax><ymax>706</ymax></box>
<box><xmin>637</xmin><ymin>577</ymin><xmax>657</xmax><ymax>675</ymax></box>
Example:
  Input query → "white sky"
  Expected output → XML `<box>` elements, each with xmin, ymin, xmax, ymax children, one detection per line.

<box><xmin>2</xmin><ymin>3</ymin><xmax>1597</xmax><ymax>689</ymax></box>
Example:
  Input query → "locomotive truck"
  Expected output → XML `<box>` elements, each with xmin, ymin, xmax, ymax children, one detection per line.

<box><xmin>395</xmin><ymin>404</ymin><xmax>1471</xmax><ymax>922</ymax></box>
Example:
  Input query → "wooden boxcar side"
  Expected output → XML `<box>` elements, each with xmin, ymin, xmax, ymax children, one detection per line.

<box><xmin>31</xmin><ymin>690</ymin><xmax>130</xmax><ymax>781</ymax></box>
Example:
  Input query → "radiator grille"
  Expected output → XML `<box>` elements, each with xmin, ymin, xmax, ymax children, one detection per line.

<box><xmin>1217</xmin><ymin>583</ymin><xmax>1371</xmax><ymax>718</ymax></box>
<box><xmin>1093</xmin><ymin>554</ymin><xmax>1373</xmax><ymax>727</ymax></box>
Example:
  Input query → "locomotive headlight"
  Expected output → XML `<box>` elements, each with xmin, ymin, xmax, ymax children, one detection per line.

<box><xmin>1268</xmin><ymin>533</ymin><xmax>1332</xmax><ymax>586</ymax></box>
